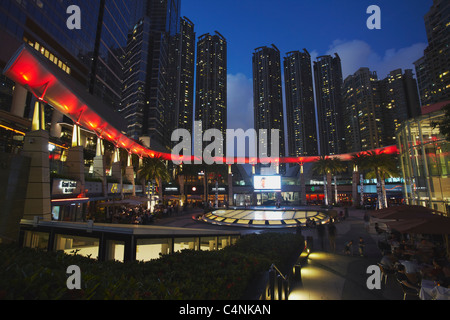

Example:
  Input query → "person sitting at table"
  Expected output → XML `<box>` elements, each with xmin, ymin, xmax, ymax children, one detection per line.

<box><xmin>380</xmin><ymin>251</ymin><xmax>398</xmax><ymax>270</ymax></box>
<box><xmin>396</xmin><ymin>264</ymin><xmax>421</xmax><ymax>293</ymax></box>
<box><xmin>422</xmin><ymin>258</ymin><xmax>446</xmax><ymax>282</ymax></box>
<box><xmin>441</xmin><ymin>265</ymin><xmax>450</xmax><ymax>288</ymax></box>
<box><xmin>416</xmin><ymin>239</ymin><xmax>435</xmax><ymax>263</ymax></box>
<box><xmin>393</xmin><ymin>246</ymin><xmax>407</xmax><ymax>260</ymax></box>
<box><xmin>399</xmin><ymin>259</ymin><xmax>421</xmax><ymax>285</ymax></box>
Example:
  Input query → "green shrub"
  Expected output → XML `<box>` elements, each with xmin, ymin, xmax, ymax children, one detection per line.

<box><xmin>0</xmin><ymin>233</ymin><xmax>304</xmax><ymax>300</ymax></box>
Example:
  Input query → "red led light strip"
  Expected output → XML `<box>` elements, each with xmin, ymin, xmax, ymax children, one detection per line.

<box><xmin>3</xmin><ymin>45</ymin><xmax>398</xmax><ymax>164</ymax></box>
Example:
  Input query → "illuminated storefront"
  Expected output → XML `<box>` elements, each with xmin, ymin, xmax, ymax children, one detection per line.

<box><xmin>397</xmin><ymin>102</ymin><xmax>450</xmax><ymax>214</ymax></box>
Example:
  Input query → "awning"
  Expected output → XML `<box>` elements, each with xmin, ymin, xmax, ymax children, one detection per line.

<box><xmin>370</xmin><ymin>205</ymin><xmax>444</xmax><ymax>220</ymax></box>
<box><xmin>385</xmin><ymin>217</ymin><xmax>450</xmax><ymax>235</ymax></box>
<box><xmin>164</xmin><ymin>195</ymin><xmax>181</xmax><ymax>200</ymax></box>
<box><xmin>97</xmin><ymin>199</ymin><xmax>143</xmax><ymax>207</ymax></box>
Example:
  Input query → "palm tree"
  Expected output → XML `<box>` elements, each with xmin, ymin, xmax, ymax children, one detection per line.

<box><xmin>313</xmin><ymin>155</ymin><xmax>333</xmax><ymax>206</ymax></box>
<box><xmin>361</xmin><ymin>151</ymin><xmax>399</xmax><ymax>209</ymax></box>
<box><xmin>138</xmin><ymin>156</ymin><xmax>172</xmax><ymax>203</ymax></box>
<box><xmin>329</xmin><ymin>158</ymin><xmax>346</xmax><ymax>205</ymax></box>
<box><xmin>351</xmin><ymin>152</ymin><xmax>368</xmax><ymax>207</ymax></box>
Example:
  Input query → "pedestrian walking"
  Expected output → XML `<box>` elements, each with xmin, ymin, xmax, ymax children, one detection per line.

<box><xmin>363</xmin><ymin>211</ymin><xmax>370</xmax><ymax>231</ymax></box>
<box><xmin>344</xmin><ymin>240</ymin><xmax>353</xmax><ymax>255</ymax></box>
<box><xmin>327</xmin><ymin>220</ymin><xmax>337</xmax><ymax>253</ymax></box>
<box><xmin>296</xmin><ymin>223</ymin><xmax>303</xmax><ymax>236</ymax></box>
<box><xmin>317</xmin><ymin>223</ymin><xmax>325</xmax><ymax>251</ymax></box>
<box><xmin>358</xmin><ymin>237</ymin><xmax>366</xmax><ymax>257</ymax></box>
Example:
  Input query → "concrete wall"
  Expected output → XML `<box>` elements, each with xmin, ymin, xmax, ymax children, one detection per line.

<box><xmin>0</xmin><ymin>152</ymin><xmax>30</xmax><ymax>243</ymax></box>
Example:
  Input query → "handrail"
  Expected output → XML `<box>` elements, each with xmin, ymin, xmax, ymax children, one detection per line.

<box><xmin>263</xmin><ymin>264</ymin><xmax>290</xmax><ymax>300</ymax></box>
<box><xmin>270</xmin><ymin>264</ymin><xmax>287</xmax><ymax>281</ymax></box>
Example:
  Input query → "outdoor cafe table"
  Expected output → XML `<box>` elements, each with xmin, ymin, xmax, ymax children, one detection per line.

<box><xmin>420</xmin><ymin>280</ymin><xmax>450</xmax><ymax>300</ymax></box>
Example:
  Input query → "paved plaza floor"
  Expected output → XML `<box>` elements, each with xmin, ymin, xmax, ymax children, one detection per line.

<box><xmin>288</xmin><ymin>209</ymin><xmax>408</xmax><ymax>300</ymax></box>
<box><xmin>154</xmin><ymin>207</ymin><xmax>414</xmax><ymax>300</ymax></box>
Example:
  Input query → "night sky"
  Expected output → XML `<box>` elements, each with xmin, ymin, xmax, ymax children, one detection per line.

<box><xmin>182</xmin><ymin>0</ymin><xmax>432</xmax><ymax>130</ymax></box>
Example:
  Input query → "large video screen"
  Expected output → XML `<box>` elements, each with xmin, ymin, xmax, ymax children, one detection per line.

<box><xmin>253</xmin><ymin>175</ymin><xmax>281</xmax><ymax>192</ymax></box>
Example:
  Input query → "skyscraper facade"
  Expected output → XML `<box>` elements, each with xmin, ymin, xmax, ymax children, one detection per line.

<box><xmin>253</xmin><ymin>45</ymin><xmax>285</xmax><ymax>161</ymax></box>
<box><xmin>342</xmin><ymin>68</ymin><xmax>384</xmax><ymax>153</ymax></box>
<box><xmin>90</xmin><ymin>0</ymin><xmax>133</xmax><ymax>113</ymax></box>
<box><xmin>0</xmin><ymin>0</ymin><xmax>134</xmax><ymax>118</ymax></box>
<box><xmin>121</xmin><ymin>0</ymin><xmax>181</xmax><ymax>151</ymax></box>
<box><xmin>195</xmin><ymin>31</ymin><xmax>227</xmax><ymax>155</ymax></box>
<box><xmin>414</xmin><ymin>0</ymin><xmax>449</xmax><ymax>107</ymax></box>
<box><xmin>379</xmin><ymin>69</ymin><xmax>421</xmax><ymax>146</ymax></box>
<box><xmin>284</xmin><ymin>50</ymin><xmax>318</xmax><ymax>157</ymax></box>
<box><xmin>314</xmin><ymin>54</ymin><xmax>345</xmax><ymax>156</ymax></box>
<box><xmin>343</xmin><ymin>68</ymin><xmax>422</xmax><ymax>153</ymax></box>
<box><xmin>121</xmin><ymin>17</ymin><xmax>152</xmax><ymax>141</ymax></box>
<box><xmin>173</xmin><ymin>17</ymin><xmax>196</xmax><ymax>136</ymax></box>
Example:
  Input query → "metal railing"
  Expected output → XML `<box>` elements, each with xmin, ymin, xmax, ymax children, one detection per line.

<box><xmin>261</xmin><ymin>264</ymin><xmax>291</xmax><ymax>301</ymax></box>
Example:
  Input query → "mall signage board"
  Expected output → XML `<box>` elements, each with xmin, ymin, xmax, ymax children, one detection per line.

<box><xmin>253</xmin><ymin>176</ymin><xmax>281</xmax><ymax>192</ymax></box>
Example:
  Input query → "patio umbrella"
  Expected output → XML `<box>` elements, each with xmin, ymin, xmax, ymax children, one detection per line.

<box><xmin>370</xmin><ymin>205</ymin><xmax>443</xmax><ymax>220</ymax></box>
<box><xmin>385</xmin><ymin>216</ymin><xmax>450</xmax><ymax>235</ymax></box>
<box><xmin>97</xmin><ymin>199</ymin><xmax>142</xmax><ymax>207</ymax></box>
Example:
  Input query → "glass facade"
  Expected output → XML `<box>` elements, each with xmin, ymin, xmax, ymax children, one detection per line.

<box><xmin>0</xmin><ymin>0</ymin><xmax>99</xmax><ymax>84</ymax></box>
<box><xmin>20</xmin><ymin>221</ymin><xmax>240</xmax><ymax>263</ymax></box>
<box><xmin>0</xmin><ymin>0</ymin><xmax>135</xmax><ymax>115</ymax></box>
<box><xmin>120</xmin><ymin>0</ymin><xmax>181</xmax><ymax>150</ymax></box>
<box><xmin>54</xmin><ymin>234</ymin><xmax>100</xmax><ymax>260</ymax></box>
<box><xmin>90</xmin><ymin>0</ymin><xmax>133</xmax><ymax>112</ymax></box>
<box><xmin>397</xmin><ymin>109</ymin><xmax>450</xmax><ymax>214</ymax></box>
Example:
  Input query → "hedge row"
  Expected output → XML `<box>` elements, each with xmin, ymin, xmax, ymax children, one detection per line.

<box><xmin>0</xmin><ymin>232</ymin><xmax>304</xmax><ymax>300</ymax></box>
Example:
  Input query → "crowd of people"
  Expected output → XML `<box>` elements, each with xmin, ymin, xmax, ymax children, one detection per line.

<box><xmin>110</xmin><ymin>202</ymin><xmax>189</xmax><ymax>225</ymax></box>
<box><xmin>378</xmin><ymin>230</ymin><xmax>450</xmax><ymax>293</ymax></box>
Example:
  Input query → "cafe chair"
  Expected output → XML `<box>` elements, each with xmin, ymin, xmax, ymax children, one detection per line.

<box><xmin>378</xmin><ymin>263</ymin><xmax>395</xmax><ymax>285</ymax></box>
<box><xmin>396</xmin><ymin>279</ymin><xmax>419</xmax><ymax>300</ymax></box>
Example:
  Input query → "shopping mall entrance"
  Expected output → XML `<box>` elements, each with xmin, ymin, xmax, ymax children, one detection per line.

<box><xmin>256</xmin><ymin>192</ymin><xmax>281</xmax><ymax>206</ymax></box>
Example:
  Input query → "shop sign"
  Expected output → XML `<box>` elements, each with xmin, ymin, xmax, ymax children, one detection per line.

<box><xmin>53</xmin><ymin>179</ymin><xmax>79</xmax><ymax>195</ymax></box>
<box><xmin>210</xmin><ymin>186</ymin><xmax>227</xmax><ymax>194</ymax></box>
<box><xmin>164</xmin><ymin>187</ymin><xmax>180</xmax><ymax>194</ymax></box>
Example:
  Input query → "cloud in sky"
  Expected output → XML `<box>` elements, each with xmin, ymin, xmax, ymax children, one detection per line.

<box><xmin>227</xmin><ymin>73</ymin><xmax>254</xmax><ymax>130</ymax></box>
<box><xmin>323</xmin><ymin>39</ymin><xmax>427</xmax><ymax>78</ymax></box>
<box><xmin>227</xmin><ymin>40</ymin><xmax>427</xmax><ymax>130</ymax></box>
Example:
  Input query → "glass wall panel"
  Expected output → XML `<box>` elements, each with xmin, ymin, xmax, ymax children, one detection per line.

<box><xmin>200</xmin><ymin>237</ymin><xmax>217</xmax><ymax>251</ymax></box>
<box><xmin>106</xmin><ymin>240</ymin><xmax>125</xmax><ymax>262</ymax></box>
<box><xmin>23</xmin><ymin>231</ymin><xmax>49</xmax><ymax>251</ymax></box>
<box><xmin>174</xmin><ymin>237</ymin><xmax>199</xmax><ymax>252</ymax></box>
<box><xmin>136</xmin><ymin>239</ymin><xmax>172</xmax><ymax>262</ymax></box>
<box><xmin>54</xmin><ymin>234</ymin><xmax>99</xmax><ymax>259</ymax></box>
<box><xmin>397</xmin><ymin>111</ymin><xmax>450</xmax><ymax>214</ymax></box>
<box><xmin>217</xmin><ymin>236</ymin><xmax>230</xmax><ymax>250</ymax></box>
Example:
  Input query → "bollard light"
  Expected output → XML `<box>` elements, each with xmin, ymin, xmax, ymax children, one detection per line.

<box><xmin>294</xmin><ymin>264</ymin><xmax>302</xmax><ymax>282</ymax></box>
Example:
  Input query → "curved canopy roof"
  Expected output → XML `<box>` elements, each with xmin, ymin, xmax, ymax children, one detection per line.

<box><xmin>3</xmin><ymin>45</ymin><xmax>398</xmax><ymax>165</ymax></box>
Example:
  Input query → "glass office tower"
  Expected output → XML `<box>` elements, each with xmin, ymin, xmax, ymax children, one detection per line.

<box><xmin>0</xmin><ymin>0</ymin><xmax>135</xmax><ymax>116</ymax></box>
<box><xmin>121</xmin><ymin>0</ymin><xmax>181</xmax><ymax>151</ymax></box>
